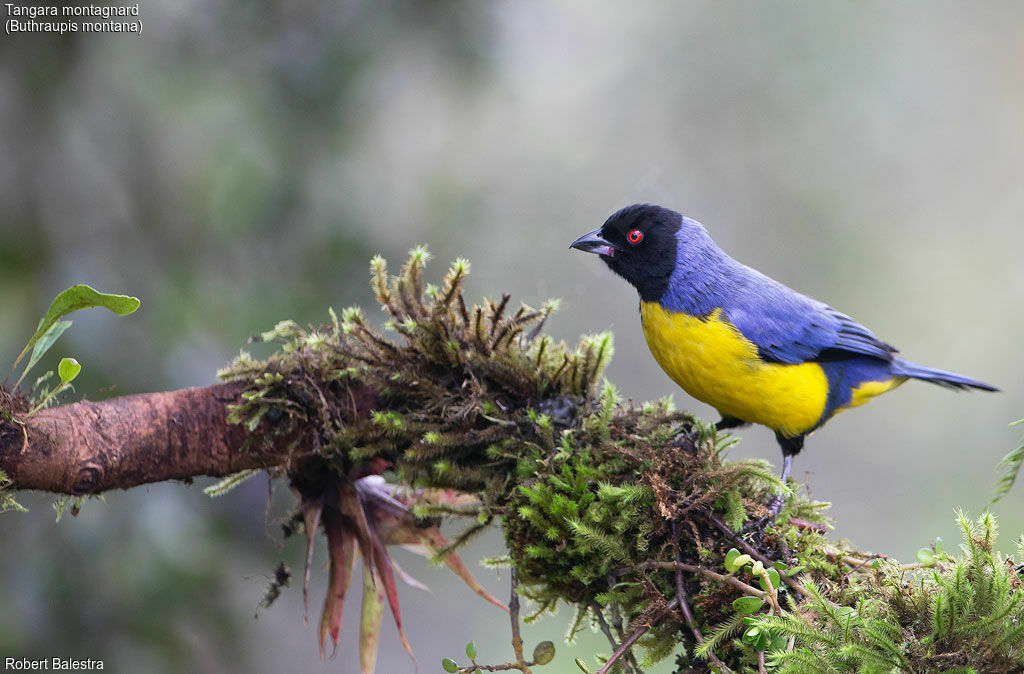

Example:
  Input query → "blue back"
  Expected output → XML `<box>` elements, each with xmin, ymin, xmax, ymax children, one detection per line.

<box><xmin>657</xmin><ymin>217</ymin><xmax>897</xmax><ymax>366</ymax></box>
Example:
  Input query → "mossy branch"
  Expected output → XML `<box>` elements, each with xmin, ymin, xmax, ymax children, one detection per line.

<box><xmin>1</xmin><ymin>249</ymin><xmax>1022</xmax><ymax>673</ymax></box>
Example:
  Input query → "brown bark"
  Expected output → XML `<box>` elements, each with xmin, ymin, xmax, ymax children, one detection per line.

<box><xmin>0</xmin><ymin>382</ymin><xmax>290</xmax><ymax>495</ymax></box>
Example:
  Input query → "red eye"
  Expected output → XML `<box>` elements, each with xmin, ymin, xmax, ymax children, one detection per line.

<box><xmin>626</xmin><ymin>229</ymin><xmax>643</xmax><ymax>245</ymax></box>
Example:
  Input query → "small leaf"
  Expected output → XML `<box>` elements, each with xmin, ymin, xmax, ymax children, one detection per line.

<box><xmin>466</xmin><ymin>641</ymin><xmax>477</xmax><ymax>661</ymax></box>
<box><xmin>532</xmin><ymin>640</ymin><xmax>555</xmax><ymax>665</ymax></box>
<box><xmin>934</xmin><ymin>537</ymin><xmax>945</xmax><ymax>555</ymax></box>
<box><xmin>360</xmin><ymin>565</ymin><xmax>385</xmax><ymax>674</ymax></box>
<box><xmin>726</xmin><ymin>553</ymin><xmax>752</xmax><ymax>573</ymax></box>
<box><xmin>772</xmin><ymin>561</ymin><xmax>787</xmax><ymax>571</ymax></box>
<box><xmin>916</xmin><ymin>547</ymin><xmax>935</xmax><ymax>565</ymax></box>
<box><xmin>991</xmin><ymin>429</ymin><xmax>1024</xmax><ymax>505</ymax></box>
<box><xmin>363</xmin><ymin>507</ymin><xmax>416</xmax><ymax>665</ymax></box>
<box><xmin>22</xmin><ymin>320</ymin><xmax>72</xmax><ymax>382</ymax></box>
<box><xmin>725</xmin><ymin>548</ymin><xmax>740</xmax><ymax>570</ymax></box>
<box><xmin>318</xmin><ymin>511</ymin><xmax>356</xmax><ymax>660</ymax></box>
<box><xmin>300</xmin><ymin>497</ymin><xmax>324</xmax><ymax>623</ymax></box>
<box><xmin>732</xmin><ymin>597</ymin><xmax>765</xmax><ymax>615</ymax></box>
<box><xmin>58</xmin><ymin>358</ymin><xmax>81</xmax><ymax>384</ymax></box>
<box><xmin>13</xmin><ymin>285</ymin><xmax>140</xmax><ymax>384</ymax></box>
<box><xmin>410</xmin><ymin>526</ymin><xmax>508</xmax><ymax>612</ymax></box>
<box><xmin>204</xmin><ymin>469</ymin><xmax>260</xmax><ymax>497</ymax></box>
<box><xmin>441</xmin><ymin>657</ymin><xmax>458</xmax><ymax>673</ymax></box>
<box><xmin>742</xmin><ymin>625</ymin><xmax>770</xmax><ymax>650</ymax></box>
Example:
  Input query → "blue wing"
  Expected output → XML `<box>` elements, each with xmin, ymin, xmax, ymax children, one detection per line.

<box><xmin>720</xmin><ymin>265</ymin><xmax>897</xmax><ymax>365</ymax></box>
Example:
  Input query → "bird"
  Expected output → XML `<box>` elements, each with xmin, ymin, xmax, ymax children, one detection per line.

<box><xmin>570</xmin><ymin>204</ymin><xmax>996</xmax><ymax>509</ymax></box>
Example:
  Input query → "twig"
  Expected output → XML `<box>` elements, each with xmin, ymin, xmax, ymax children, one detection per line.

<box><xmin>508</xmin><ymin>568</ymin><xmax>531</xmax><ymax>674</ymax></box>
<box><xmin>590</xmin><ymin>602</ymin><xmax>638</xmax><ymax>674</ymax></box>
<box><xmin>842</xmin><ymin>555</ymin><xmax>877</xmax><ymax>577</ymax></box>
<box><xmin>457</xmin><ymin>663</ymin><xmax>532</xmax><ymax>673</ymax></box>
<box><xmin>788</xmin><ymin>518</ymin><xmax>827</xmax><ymax>533</ymax></box>
<box><xmin>603</xmin><ymin>598</ymin><xmax>641</xmax><ymax>674</ymax></box>
<box><xmin>608</xmin><ymin>600</ymin><xmax>626</xmax><ymax>639</ymax></box>
<box><xmin>898</xmin><ymin>562</ymin><xmax>934</xmax><ymax>571</ymax></box>
<box><xmin>672</xmin><ymin>522</ymin><xmax>730</xmax><ymax>673</ymax></box>
<box><xmin>752</xmin><ymin>565</ymin><xmax>781</xmax><ymax>615</ymax></box>
<box><xmin>701</xmin><ymin>511</ymin><xmax>811</xmax><ymax>599</ymax></box>
<box><xmin>639</xmin><ymin>561</ymin><xmax>765</xmax><ymax>599</ymax></box>
<box><xmin>595</xmin><ymin>600</ymin><xmax>677</xmax><ymax>674</ymax></box>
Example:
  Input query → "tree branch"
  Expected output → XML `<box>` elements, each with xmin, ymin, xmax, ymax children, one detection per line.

<box><xmin>0</xmin><ymin>382</ymin><xmax>340</xmax><ymax>494</ymax></box>
<box><xmin>3</xmin><ymin>250</ymin><xmax>1022</xmax><ymax>674</ymax></box>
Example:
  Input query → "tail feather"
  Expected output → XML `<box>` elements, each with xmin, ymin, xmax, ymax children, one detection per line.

<box><xmin>893</xmin><ymin>358</ymin><xmax>998</xmax><ymax>392</ymax></box>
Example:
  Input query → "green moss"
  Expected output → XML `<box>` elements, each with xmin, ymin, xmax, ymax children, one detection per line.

<box><xmin>215</xmin><ymin>249</ymin><xmax>1024</xmax><ymax>673</ymax></box>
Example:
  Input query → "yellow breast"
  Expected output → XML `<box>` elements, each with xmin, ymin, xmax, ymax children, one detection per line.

<box><xmin>639</xmin><ymin>302</ymin><xmax>829</xmax><ymax>437</ymax></box>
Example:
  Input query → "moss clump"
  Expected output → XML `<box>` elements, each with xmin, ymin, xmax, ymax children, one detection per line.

<box><xmin>752</xmin><ymin>511</ymin><xmax>1024</xmax><ymax>673</ymax></box>
<box><xmin>217</xmin><ymin>249</ymin><xmax>1024</xmax><ymax>673</ymax></box>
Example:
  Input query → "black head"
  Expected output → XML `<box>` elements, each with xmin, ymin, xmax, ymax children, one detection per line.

<box><xmin>569</xmin><ymin>204</ymin><xmax>682</xmax><ymax>301</ymax></box>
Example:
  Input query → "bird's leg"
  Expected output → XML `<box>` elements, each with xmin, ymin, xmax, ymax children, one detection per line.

<box><xmin>766</xmin><ymin>433</ymin><xmax>804</xmax><ymax>518</ymax></box>
<box><xmin>779</xmin><ymin>453</ymin><xmax>793</xmax><ymax>484</ymax></box>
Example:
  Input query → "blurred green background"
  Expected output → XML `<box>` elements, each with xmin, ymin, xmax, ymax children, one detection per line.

<box><xmin>2</xmin><ymin>2</ymin><xmax>1023</xmax><ymax>672</ymax></box>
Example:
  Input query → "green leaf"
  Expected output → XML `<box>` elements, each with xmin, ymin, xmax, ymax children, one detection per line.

<box><xmin>990</xmin><ymin>425</ymin><xmax>1024</xmax><ymax>505</ymax></box>
<box><xmin>725</xmin><ymin>548</ymin><xmax>752</xmax><ymax>572</ymax></box>
<box><xmin>58</xmin><ymin>358</ymin><xmax>81</xmax><ymax>384</ymax></box>
<box><xmin>203</xmin><ymin>469</ymin><xmax>260</xmax><ymax>497</ymax></box>
<box><xmin>917</xmin><ymin>547</ymin><xmax>935</xmax><ymax>565</ymax></box>
<box><xmin>13</xmin><ymin>284</ymin><xmax>140</xmax><ymax>385</ymax></box>
<box><xmin>441</xmin><ymin>657</ymin><xmax>458</xmax><ymax>673</ymax></box>
<box><xmin>759</xmin><ymin>568</ymin><xmax>781</xmax><ymax>592</ymax></box>
<box><xmin>727</xmin><ymin>553</ymin><xmax>752</xmax><ymax>573</ymax></box>
<box><xmin>532</xmin><ymin>641</ymin><xmax>555</xmax><ymax>665</ymax></box>
<box><xmin>360</xmin><ymin>564</ymin><xmax>385</xmax><ymax>674</ymax></box>
<box><xmin>742</xmin><ymin>625</ymin><xmax>769</xmax><ymax>650</ymax></box>
<box><xmin>22</xmin><ymin>320</ymin><xmax>72</xmax><ymax>383</ymax></box>
<box><xmin>466</xmin><ymin>641</ymin><xmax>477</xmax><ymax>661</ymax></box>
<box><xmin>733</xmin><ymin>597</ymin><xmax>765</xmax><ymax>615</ymax></box>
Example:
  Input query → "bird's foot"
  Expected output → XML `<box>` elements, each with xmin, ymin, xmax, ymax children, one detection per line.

<box><xmin>663</xmin><ymin>422</ymin><xmax>701</xmax><ymax>452</ymax></box>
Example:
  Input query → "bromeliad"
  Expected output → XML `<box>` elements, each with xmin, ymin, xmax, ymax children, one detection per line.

<box><xmin>295</xmin><ymin>472</ymin><xmax>507</xmax><ymax>671</ymax></box>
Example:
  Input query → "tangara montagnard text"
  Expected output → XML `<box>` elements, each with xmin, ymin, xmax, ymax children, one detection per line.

<box><xmin>570</xmin><ymin>204</ymin><xmax>997</xmax><ymax>505</ymax></box>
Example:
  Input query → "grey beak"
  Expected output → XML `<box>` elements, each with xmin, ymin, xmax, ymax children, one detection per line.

<box><xmin>569</xmin><ymin>229</ymin><xmax>617</xmax><ymax>257</ymax></box>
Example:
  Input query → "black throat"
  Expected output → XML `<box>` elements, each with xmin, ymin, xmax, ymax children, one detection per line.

<box><xmin>604</xmin><ymin>256</ymin><xmax>673</xmax><ymax>303</ymax></box>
